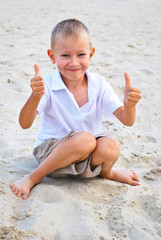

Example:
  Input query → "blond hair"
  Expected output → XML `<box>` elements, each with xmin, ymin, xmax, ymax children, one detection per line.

<box><xmin>51</xmin><ymin>19</ymin><xmax>92</xmax><ymax>50</ymax></box>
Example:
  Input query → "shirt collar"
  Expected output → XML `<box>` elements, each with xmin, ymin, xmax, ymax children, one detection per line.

<box><xmin>86</xmin><ymin>70</ymin><xmax>97</xmax><ymax>102</ymax></box>
<box><xmin>50</xmin><ymin>69</ymin><xmax>97</xmax><ymax>101</ymax></box>
<box><xmin>51</xmin><ymin>70</ymin><xmax>67</xmax><ymax>91</ymax></box>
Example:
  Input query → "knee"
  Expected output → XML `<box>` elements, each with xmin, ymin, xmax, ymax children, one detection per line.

<box><xmin>73</xmin><ymin>131</ymin><xmax>96</xmax><ymax>154</ymax></box>
<box><xmin>96</xmin><ymin>138</ymin><xmax>120</xmax><ymax>160</ymax></box>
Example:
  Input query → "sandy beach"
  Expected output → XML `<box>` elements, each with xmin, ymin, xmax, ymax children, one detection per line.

<box><xmin>0</xmin><ymin>0</ymin><xmax>161</xmax><ymax>239</ymax></box>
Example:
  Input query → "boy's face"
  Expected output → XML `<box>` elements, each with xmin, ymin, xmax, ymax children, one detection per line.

<box><xmin>48</xmin><ymin>32</ymin><xmax>95</xmax><ymax>83</ymax></box>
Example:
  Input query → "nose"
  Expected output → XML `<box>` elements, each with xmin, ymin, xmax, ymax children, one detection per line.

<box><xmin>69</xmin><ymin>56</ymin><xmax>79</xmax><ymax>66</ymax></box>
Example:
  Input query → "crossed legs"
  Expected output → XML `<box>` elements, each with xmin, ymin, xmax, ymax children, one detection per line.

<box><xmin>10</xmin><ymin>131</ymin><xmax>140</xmax><ymax>200</ymax></box>
<box><xmin>91</xmin><ymin>137</ymin><xmax>140</xmax><ymax>186</ymax></box>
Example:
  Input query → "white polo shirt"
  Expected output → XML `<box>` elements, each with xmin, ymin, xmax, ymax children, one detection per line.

<box><xmin>34</xmin><ymin>70</ymin><xmax>123</xmax><ymax>148</ymax></box>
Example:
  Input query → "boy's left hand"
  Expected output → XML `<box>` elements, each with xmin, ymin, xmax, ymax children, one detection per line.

<box><xmin>123</xmin><ymin>73</ymin><xmax>141</xmax><ymax>107</ymax></box>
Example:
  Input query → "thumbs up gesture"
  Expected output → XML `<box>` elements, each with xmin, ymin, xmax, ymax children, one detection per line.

<box><xmin>123</xmin><ymin>73</ymin><xmax>141</xmax><ymax>108</ymax></box>
<box><xmin>30</xmin><ymin>64</ymin><xmax>45</xmax><ymax>98</ymax></box>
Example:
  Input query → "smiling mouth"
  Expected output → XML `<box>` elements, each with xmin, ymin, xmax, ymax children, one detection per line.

<box><xmin>66</xmin><ymin>68</ymin><xmax>81</xmax><ymax>72</ymax></box>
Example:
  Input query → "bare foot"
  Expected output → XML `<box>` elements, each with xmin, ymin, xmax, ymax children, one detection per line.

<box><xmin>104</xmin><ymin>168</ymin><xmax>140</xmax><ymax>186</ymax></box>
<box><xmin>10</xmin><ymin>175</ymin><xmax>35</xmax><ymax>200</ymax></box>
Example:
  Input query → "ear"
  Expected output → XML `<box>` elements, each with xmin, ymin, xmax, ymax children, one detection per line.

<box><xmin>47</xmin><ymin>49</ymin><xmax>56</xmax><ymax>64</ymax></box>
<box><xmin>89</xmin><ymin>47</ymin><xmax>95</xmax><ymax>60</ymax></box>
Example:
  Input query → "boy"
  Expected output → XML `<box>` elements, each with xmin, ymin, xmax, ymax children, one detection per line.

<box><xmin>10</xmin><ymin>19</ymin><xmax>141</xmax><ymax>200</ymax></box>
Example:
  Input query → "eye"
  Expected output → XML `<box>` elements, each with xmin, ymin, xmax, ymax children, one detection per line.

<box><xmin>61</xmin><ymin>54</ymin><xmax>69</xmax><ymax>57</ymax></box>
<box><xmin>78</xmin><ymin>53</ymin><xmax>86</xmax><ymax>56</ymax></box>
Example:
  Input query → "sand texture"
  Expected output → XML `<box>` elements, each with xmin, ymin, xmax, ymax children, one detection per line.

<box><xmin>0</xmin><ymin>0</ymin><xmax>161</xmax><ymax>239</ymax></box>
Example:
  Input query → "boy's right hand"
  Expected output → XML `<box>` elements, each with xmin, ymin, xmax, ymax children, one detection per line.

<box><xmin>30</xmin><ymin>64</ymin><xmax>45</xmax><ymax>98</ymax></box>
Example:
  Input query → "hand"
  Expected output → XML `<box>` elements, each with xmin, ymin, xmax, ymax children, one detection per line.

<box><xmin>30</xmin><ymin>64</ymin><xmax>45</xmax><ymax>98</ymax></box>
<box><xmin>123</xmin><ymin>73</ymin><xmax>141</xmax><ymax>108</ymax></box>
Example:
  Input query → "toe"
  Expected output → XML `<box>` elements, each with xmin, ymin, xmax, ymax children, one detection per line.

<box><xmin>132</xmin><ymin>173</ymin><xmax>140</xmax><ymax>182</ymax></box>
<box><xmin>130</xmin><ymin>179</ymin><xmax>140</xmax><ymax>186</ymax></box>
<box><xmin>22</xmin><ymin>193</ymin><xmax>29</xmax><ymax>200</ymax></box>
<box><xmin>17</xmin><ymin>189</ymin><xmax>23</xmax><ymax>198</ymax></box>
<box><xmin>11</xmin><ymin>185</ymin><xmax>16</xmax><ymax>192</ymax></box>
<box><xmin>17</xmin><ymin>194</ymin><xmax>21</xmax><ymax>198</ymax></box>
<box><xmin>14</xmin><ymin>188</ymin><xmax>19</xmax><ymax>195</ymax></box>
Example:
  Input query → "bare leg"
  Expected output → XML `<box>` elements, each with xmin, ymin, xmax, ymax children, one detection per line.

<box><xmin>10</xmin><ymin>132</ymin><xmax>96</xmax><ymax>199</ymax></box>
<box><xmin>91</xmin><ymin>138</ymin><xmax>140</xmax><ymax>186</ymax></box>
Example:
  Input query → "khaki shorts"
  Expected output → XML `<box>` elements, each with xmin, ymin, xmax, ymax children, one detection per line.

<box><xmin>33</xmin><ymin>131</ymin><xmax>108</xmax><ymax>179</ymax></box>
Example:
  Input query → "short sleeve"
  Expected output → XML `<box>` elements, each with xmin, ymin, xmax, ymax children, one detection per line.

<box><xmin>101</xmin><ymin>80</ymin><xmax>123</xmax><ymax>119</ymax></box>
<box><xmin>37</xmin><ymin>80</ymin><xmax>49</xmax><ymax>115</ymax></box>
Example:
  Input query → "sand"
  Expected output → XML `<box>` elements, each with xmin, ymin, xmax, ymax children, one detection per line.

<box><xmin>0</xmin><ymin>0</ymin><xmax>161</xmax><ymax>239</ymax></box>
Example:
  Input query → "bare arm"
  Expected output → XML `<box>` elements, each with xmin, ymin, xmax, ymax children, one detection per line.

<box><xmin>19</xmin><ymin>64</ymin><xmax>45</xmax><ymax>129</ymax></box>
<box><xmin>113</xmin><ymin>73</ymin><xmax>141</xmax><ymax>126</ymax></box>
<box><xmin>19</xmin><ymin>93</ymin><xmax>41</xmax><ymax>129</ymax></box>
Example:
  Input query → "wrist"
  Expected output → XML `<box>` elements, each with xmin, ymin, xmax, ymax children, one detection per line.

<box><xmin>31</xmin><ymin>92</ymin><xmax>42</xmax><ymax>101</ymax></box>
<box><xmin>124</xmin><ymin>102</ymin><xmax>136</xmax><ymax>110</ymax></box>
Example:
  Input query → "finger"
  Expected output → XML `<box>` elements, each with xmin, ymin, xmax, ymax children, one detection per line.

<box><xmin>30</xmin><ymin>79</ymin><xmax>44</xmax><ymax>85</ymax></box>
<box><xmin>124</xmin><ymin>72</ymin><xmax>132</xmax><ymax>89</ymax></box>
<box><xmin>32</xmin><ymin>86</ymin><xmax>45</xmax><ymax>92</ymax></box>
<box><xmin>129</xmin><ymin>87</ymin><xmax>141</xmax><ymax>93</ymax></box>
<box><xmin>128</xmin><ymin>91</ymin><xmax>141</xmax><ymax>98</ymax></box>
<box><xmin>127</xmin><ymin>96</ymin><xmax>140</xmax><ymax>103</ymax></box>
<box><xmin>34</xmin><ymin>64</ymin><xmax>40</xmax><ymax>76</ymax></box>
